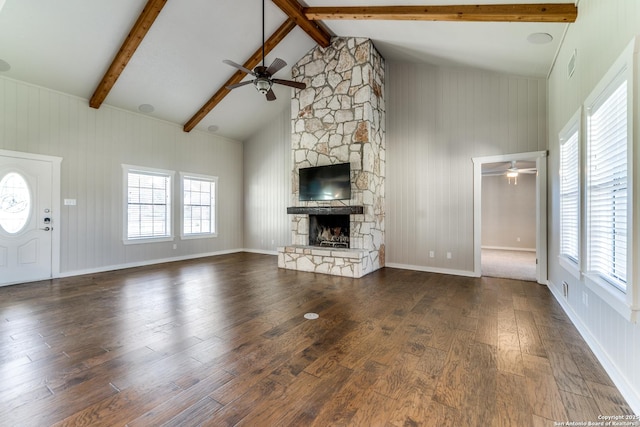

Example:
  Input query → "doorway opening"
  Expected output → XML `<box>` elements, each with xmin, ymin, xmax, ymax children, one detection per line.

<box><xmin>472</xmin><ymin>151</ymin><xmax>547</xmax><ymax>284</ymax></box>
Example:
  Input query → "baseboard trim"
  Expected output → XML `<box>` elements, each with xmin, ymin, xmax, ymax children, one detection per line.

<box><xmin>547</xmin><ymin>280</ymin><xmax>640</xmax><ymax>415</ymax></box>
<box><xmin>385</xmin><ymin>262</ymin><xmax>478</xmax><ymax>278</ymax></box>
<box><xmin>55</xmin><ymin>249</ymin><xmax>245</xmax><ymax>279</ymax></box>
<box><xmin>481</xmin><ymin>246</ymin><xmax>536</xmax><ymax>252</ymax></box>
<box><xmin>242</xmin><ymin>248</ymin><xmax>278</xmax><ymax>256</ymax></box>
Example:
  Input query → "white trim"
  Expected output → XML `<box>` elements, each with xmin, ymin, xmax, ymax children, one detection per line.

<box><xmin>179</xmin><ymin>171</ymin><xmax>218</xmax><ymax>239</ymax></box>
<box><xmin>472</xmin><ymin>151</ymin><xmax>547</xmax><ymax>284</ymax></box>
<box><xmin>548</xmin><ymin>280</ymin><xmax>640</xmax><ymax>415</ymax></box>
<box><xmin>55</xmin><ymin>248</ymin><xmax>244</xmax><ymax>278</ymax></box>
<box><xmin>0</xmin><ymin>149</ymin><xmax>62</xmax><ymax>280</ymax></box>
<box><xmin>481</xmin><ymin>246</ymin><xmax>536</xmax><ymax>252</ymax></box>
<box><xmin>558</xmin><ymin>255</ymin><xmax>581</xmax><ymax>280</ymax></box>
<box><xmin>243</xmin><ymin>248</ymin><xmax>278</xmax><ymax>256</ymax></box>
<box><xmin>385</xmin><ymin>262</ymin><xmax>478</xmax><ymax>278</ymax></box>
<box><xmin>122</xmin><ymin>164</ymin><xmax>175</xmax><ymax>244</ymax></box>
<box><xmin>582</xmin><ymin>36</ymin><xmax>640</xmax><ymax>320</ymax></box>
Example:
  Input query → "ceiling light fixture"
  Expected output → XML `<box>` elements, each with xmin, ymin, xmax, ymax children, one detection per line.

<box><xmin>527</xmin><ymin>32</ymin><xmax>553</xmax><ymax>44</ymax></box>
<box><xmin>207</xmin><ymin>125</ymin><xmax>219</xmax><ymax>133</ymax></box>
<box><xmin>253</xmin><ymin>77</ymin><xmax>272</xmax><ymax>95</ymax></box>
<box><xmin>138</xmin><ymin>104</ymin><xmax>155</xmax><ymax>114</ymax></box>
<box><xmin>0</xmin><ymin>59</ymin><xmax>10</xmax><ymax>72</ymax></box>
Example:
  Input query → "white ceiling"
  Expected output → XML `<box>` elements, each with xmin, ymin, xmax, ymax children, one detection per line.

<box><xmin>0</xmin><ymin>0</ymin><xmax>573</xmax><ymax>141</ymax></box>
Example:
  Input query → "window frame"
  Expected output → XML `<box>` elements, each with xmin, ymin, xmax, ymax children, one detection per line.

<box><xmin>581</xmin><ymin>37</ymin><xmax>639</xmax><ymax>321</ymax></box>
<box><xmin>558</xmin><ymin>108</ymin><xmax>581</xmax><ymax>279</ymax></box>
<box><xmin>180</xmin><ymin>172</ymin><xmax>218</xmax><ymax>239</ymax></box>
<box><xmin>122</xmin><ymin>164</ymin><xmax>175</xmax><ymax>245</ymax></box>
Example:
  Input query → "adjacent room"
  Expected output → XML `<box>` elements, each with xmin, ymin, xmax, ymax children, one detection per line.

<box><xmin>1</xmin><ymin>0</ymin><xmax>639</xmax><ymax>425</ymax></box>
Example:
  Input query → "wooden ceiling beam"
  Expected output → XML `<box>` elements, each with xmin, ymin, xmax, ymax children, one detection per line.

<box><xmin>271</xmin><ymin>0</ymin><xmax>331</xmax><ymax>47</ymax></box>
<box><xmin>304</xmin><ymin>3</ymin><xmax>577</xmax><ymax>23</ymax></box>
<box><xmin>90</xmin><ymin>0</ymin><xmax>167</xmax><ymax>109</ymax></box>
<box><xmin>183</xmin><ymin>18</ymin><xmax>297</xmax><ymax>133</ymax></box>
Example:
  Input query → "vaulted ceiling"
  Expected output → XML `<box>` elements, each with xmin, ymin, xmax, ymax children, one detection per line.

<box><xmin>0</xmin><ymin>0</ymin><xmax>576</xmax><ymax>141</ymax></box>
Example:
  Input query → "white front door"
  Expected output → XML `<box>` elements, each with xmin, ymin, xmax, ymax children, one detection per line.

<box><xmin>0</xmin><ymin>155</ymin><xmax>54</xmax><ymax>286</ymax></box>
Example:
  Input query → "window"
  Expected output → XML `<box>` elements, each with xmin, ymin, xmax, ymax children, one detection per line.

<box><xmin>559</xmin><ymin>112</ymin><xmax>580</xmax><ymax>269</ymax></box>
<box><xmin>0</xmin><ymin>172</ymin><xmax>31</xmax><ymax>234</ymax></box>
<box><xmin>123</xmin><ymin>165</ymin><xmax>173</xmax><ymax>243</ymax></box>
<box><xmin>586</xmin><ymin>72</ymin><xmax>628</xmax><ymax>292</ymax></box>
<box><xmin>181</xmin><ymin>173</ymin><xmax>217</xmax><ymax>238</ymax></box>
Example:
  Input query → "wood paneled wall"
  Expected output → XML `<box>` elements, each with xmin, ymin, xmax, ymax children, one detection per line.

<box><xmin>243</xmin><ymin>108</ymin><xmax>291</xmax><ymax>253</ymax></box>
<box><xmin>385</xmin><ymin>63</ymin><xmax>546</xmax><ymax>274</ymax></box>
<box><xmin>0</xmin><ymin>77</ymin><xmax>244</xmax><ymax>275</ymax></box>
<box><xmin>547</xmin><ymin>0</ymin><xmax>640</xmax><ymax>413</ymax></box>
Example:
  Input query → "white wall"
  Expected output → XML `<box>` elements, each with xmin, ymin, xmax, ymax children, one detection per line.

<box><xmin>547</xmin><ymin>0</ymin><xmax>640</xmax><ymax>413</ymax></box>
<box><xmin>482</xmin><ymin>173</ymin><xmax>536</xmax><ymax>250</ymax></box>
<box><xmin>385</xmin><ymin>63</ymin><xmax>546</xmax><ymax>274</ymax></box>
<box><xmin>0</xmin><ymin>77</ymin><xmax>244</xmax><ymax>275</ymax></box>
<box><xmin>243</xmin><ymin>107</ymin><xmax>291</xmax><ymax>253</ymax></box>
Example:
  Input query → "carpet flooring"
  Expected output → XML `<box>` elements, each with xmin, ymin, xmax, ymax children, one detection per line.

<box><xmin>481</xmin><ymin>248</ymin><xmax>537</xmax><ymax>282</ymax></box>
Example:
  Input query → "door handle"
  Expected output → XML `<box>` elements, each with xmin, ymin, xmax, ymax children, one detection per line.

<box><xmin>40</xmin><ymin>227</ymin><xmax>51</xmax><ymax>231</ymax></box>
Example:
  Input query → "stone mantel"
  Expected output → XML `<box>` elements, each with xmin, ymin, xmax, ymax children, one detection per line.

<box><xmin>286</xmin><ymin>206</ymin><xmax>364</xmax><ymax>215</ymax></box>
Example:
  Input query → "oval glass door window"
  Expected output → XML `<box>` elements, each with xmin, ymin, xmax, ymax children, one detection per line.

<box><xmin>0</xmin><ymin>172</ymin><xmax>31</xmax><ymax>234</ymax></box>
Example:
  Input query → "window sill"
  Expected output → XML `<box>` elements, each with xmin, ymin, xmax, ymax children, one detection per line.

<box><xmin>181</xmin><ymin>233</ymin><xmax>218</xmax><ymax>240</ymax></box>
<box><xmin>123</xmin><ymin>236</ymin><xmax>174</xmax><ymax>245</ymax></box>
<box><xmin>584</xmin><ymin>273</ymin><xmax>638</xmax><ymax>323</ymax></box>
<box><xmin>559</xmin><ymin>255</ymin><xmax>581</xmax><ymax>279</ymax></box>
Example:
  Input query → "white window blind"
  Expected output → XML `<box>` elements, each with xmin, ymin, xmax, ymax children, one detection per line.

<box><xmin>586</xmin><ymin>78</ymin><xmax>628</xmax><ymax>292</ymax></box>
<box><xmin>127</xmin><ymin>171</ymin><xmax>172</xmax><ymax>240</ymax></box>
<box><xmin>183</xmin><ymin>176</ymin><xmax>216</xmax><ymax>236</ymax></box>
<box><xmin>560</xmin><ymin>128</ymin><xmax>579</xmax><ymax>263</ymax></box>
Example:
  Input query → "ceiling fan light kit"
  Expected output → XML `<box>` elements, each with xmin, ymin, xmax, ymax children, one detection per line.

<box><xmin>223</xmin><ymin>0</ymin><xmax>306</xmax><ymax>101</ymax></box>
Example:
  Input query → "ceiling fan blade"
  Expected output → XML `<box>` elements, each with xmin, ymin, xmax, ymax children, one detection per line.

<box><xmin>266</xmin><ymin>89</ymin><xmax>276</xmax><ymax>101</ymax></box>
<box><xmin>482</xmin><ymin>172</ymin><xmax>506</xmax><ymax>176</ymax></box>
<box><xmin>223</xmin><ymin>60</ymin><xmax>255</xmax><ymax>76</ymax></box>
<box><xmin>265</xmin><ymin>58</ymin><xmax>287</xmax><ymax>76</ymax></box>
<box><xmin>272</xmin><ymin>79</ymin><xmax>306</xmax><ymax>90</ymax></box>
<box><xmin>226</xmin><ymin>80</ymin><xmax>254</xmax><ymax>90</ymax></box>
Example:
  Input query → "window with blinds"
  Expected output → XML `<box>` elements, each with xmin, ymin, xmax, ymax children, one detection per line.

<box><xmin>126</xmin><ymin>168</ymin><xmax>172</xmax><ymax>241</ymax></box>
<box><xmin>182</xmin><ymin>174</ymin><xmax>217</xmax><ymax>237</ymax></box>
<box><xmin>586</xmin><ymin>77</ymin><xmax>628</xmax><ymax>292</ymax></box>
<box><xmin>559</xmin><ymin>123</ymin><xmax>580</xmax><ymax>264</ymax></box>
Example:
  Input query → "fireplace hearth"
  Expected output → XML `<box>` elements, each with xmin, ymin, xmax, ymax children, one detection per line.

<box><xmin>309</xmin><ymin>215</ymin><xmax>350</xmax><ymax>248</ymax></box>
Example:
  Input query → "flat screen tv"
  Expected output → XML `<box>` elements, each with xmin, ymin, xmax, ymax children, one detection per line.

<box><xmin>299</xmin><ymin>163</ymin><xmax>351</xmax><ymax>201</ymax></box>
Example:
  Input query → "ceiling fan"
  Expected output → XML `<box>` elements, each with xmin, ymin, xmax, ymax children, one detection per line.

<box><xmin>223</xmin><ymin>0</ymin><xmax>306</xmax><ymax>101</ymax></box>
<box><xmin>482</xmin><ymin>161</ymin><xmax>537</xmax><ymax>184</ymax></box>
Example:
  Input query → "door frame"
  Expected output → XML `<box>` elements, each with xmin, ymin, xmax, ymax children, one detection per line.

<box><xmin>472</xmin><ymin>151</ymin><xmax>547</xmax><ymax>284</ymax></box>
<box><xmin>0</xmin><ymin>149</ymin><xmax>62</xmax><ymax>281</ymax></box>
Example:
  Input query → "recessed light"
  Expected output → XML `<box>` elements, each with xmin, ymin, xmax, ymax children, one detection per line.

<box><xmin>0</xmin><ymin>59</ymin><xmax>11</xmax><ymax>72</ymax></box>
<box><xmin>207</xmin><ymin>125</ymin><xmax>219</xmax><ymax>132</ymax></box>
<box><xmin>527</xmin><ymin>32</ymin><xmax>553</xmax><ymax>44</ymax></box>
<box><xmin>138</xmin><ymin>104</ymin><xmax>154</xmax><ymax>114</ymax></box>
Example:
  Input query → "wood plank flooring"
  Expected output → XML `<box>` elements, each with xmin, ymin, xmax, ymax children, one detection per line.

<box><xmin>0</xmin><ymin>252</ymin><xmax>635</xmax><ymax>426</ymax></box>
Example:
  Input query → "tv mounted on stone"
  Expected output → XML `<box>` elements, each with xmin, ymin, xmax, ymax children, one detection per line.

<box><xmin>298</xmin><ymin>163</ymin><xmax>351</xmax><ymax>201</ymax></box>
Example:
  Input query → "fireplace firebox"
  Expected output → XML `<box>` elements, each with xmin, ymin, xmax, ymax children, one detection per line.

<box><xmin>309</xmin><ymin>215</ymin><xmax>350</xmax><ymax>248</ymax></box>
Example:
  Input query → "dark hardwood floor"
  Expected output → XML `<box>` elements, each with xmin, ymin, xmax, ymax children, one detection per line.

<box><xmin>0</xmin><ymin>252</ymin><xmax>634</xmax><ymax>426</ymax></box>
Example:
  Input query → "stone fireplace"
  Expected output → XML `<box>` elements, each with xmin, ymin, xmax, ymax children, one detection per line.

<box><xmin>277</xmin><ymin>37</ymin><xmax>385</xmax><ymax>278</ymax></box>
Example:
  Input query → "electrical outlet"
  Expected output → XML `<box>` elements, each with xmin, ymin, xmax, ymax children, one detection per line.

<box><xmin>429</xmin><ymin>251</ymin><xmax>435</xmax><ymax>258</ymax></box>
<box><xmin>582</xmin><ymin>291</ymin><xmax>589</xmax><ymax>307</ymax></box>
<box><xmin>173</xmin><ymin>244</ymin><xmax>177</xmax><ymax>250</ymax></box>
<box><xmin>446</xmin><ymin>252</ymin><xmax>452</xmax><ymax>259</ymax></box>
<box><xmin>517</xmin><ymin>237</ymin><xmax>521</xmax><ymax>242</ymax></box>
